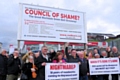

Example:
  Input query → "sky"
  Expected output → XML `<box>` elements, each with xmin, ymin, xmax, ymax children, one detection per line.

<box><xmin>0</xmin><ymin>0</ymin><xmax>120</xmax><ymax>49</ymax></box>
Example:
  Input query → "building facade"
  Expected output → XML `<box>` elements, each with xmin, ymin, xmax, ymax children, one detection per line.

<box><xmin>22</xmin><ymin>33</ymin><xmax>112</xmax><ymax>53</ymax></box>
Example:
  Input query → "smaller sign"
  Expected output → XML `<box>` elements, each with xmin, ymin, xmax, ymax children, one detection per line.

<box><xmin>45</xmin><ymin>63</ymin><xmax>79</xmax><ymax>80</ymax></box>
<box><xmin>89</xmin><ymin>58</ymin><xmax>120</xmax><ymax>75</ymax></box>
<box><xmin>9</xmin><ymin>45</ymin><xmax>15</xmax><ymax>54</ymax></box>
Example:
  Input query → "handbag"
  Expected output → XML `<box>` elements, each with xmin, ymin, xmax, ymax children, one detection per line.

<box><xmin>20</xmin><ymin>73</ymin><xmax>28</xmax><ymax>80</ymax></box>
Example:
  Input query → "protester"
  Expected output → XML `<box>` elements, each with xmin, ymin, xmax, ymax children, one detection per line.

<box><xmin>52</xmin><ymin>52</ymin><xmax>66</xmax><ymax>63</ymax></box>
<box><xmin>0</xmin><ymin>49</ymin><xmax>8</xmax><ymax>80</ymax></box>
<box><xmin>110</xmin><ymin>46</ymin><xmax>120</xmax><ymax>80</ymax></box>
<box><xmin>86</xmin><ymin>51</ymin><xmax>93</xmax><ymax>80</ymax></box>
<box><xmin>77</xmin><ymin>51</ymin><xmax>89</xmax><ymax>80</ymax></box>
<box><xmin>101</xmin><ymin>51</ymin><xmax>107</xmax><ymax>58</ymax></box>
<box><xmin>92</xmin><ymin>54</ymin><xmax>103</xmax><ymax>80</ymax></box>
<box><xmin>87</xmin><ymin>51</ymin><xmax>93</xmax><ymax>60</ymax></box>
<box><xmin>106</xmin><ymin>46</ymin><xmax>112</xmax><ymax>57</ymax></box>
<box><xmin>22</xmin><ymin>51</ymin><xmax>34</xmax><ymax>63</ymax></box>
<box><xmin>21</xmin><ymin>56</ymin><xmax>37</xmax><ymax>80</ymax></box>
<box><xmin>101</xmin><ymin>51</ymin><xmax>109</xmax><ymax>80</ymax></box>
<box><xmin>48</xmin><ymin>49</ymin><xmax>56</xmax><ymax>61</ymax></box>
<box><xmin>7</xmin><ymin>51</ymin><xmax>21</xmax><ymax>80</ymax></box>
<box><xmin>35</xmin><ymin>46</ymin><xmax>51</xmax><ymax>80</ymax></box>
<box><xmin>65</xmin><ymin>43</ymin><xmax>79</xmax><ymax>62</ymax></box>
<box><xmin>93</xmin><ymin>48</ymin><xmax>99</xmax><ymax>54</ymax></box>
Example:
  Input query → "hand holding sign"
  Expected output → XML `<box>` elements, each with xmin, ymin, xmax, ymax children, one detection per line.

<box><xmin>42</xmin><ymin>62</ymin><xmax>46</xmax><ymax>66</ymax></box>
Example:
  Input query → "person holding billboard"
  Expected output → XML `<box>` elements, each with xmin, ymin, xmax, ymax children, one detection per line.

<box><xmin>92</xmin><ymin>54</ymin><xmax>103</xmax><ymax>80</ymax></box>
<box><xmin>101</xmin><ymin>51</ymin><xmax>109</xmax><ymax>80</ymax></box>
<box><xmin>110</xmin><ymin>46</ymin><xmax>120</xmax><ymax>80</ymax></box>
<box><xmin>35</xmin><ymin>46</ymin><xmax>51</xmax><ymax>80</ymax></box>
<box><xmin>77</xmin><ymin>51</ymin><xmax>89</xmax><ymax>80</ymax></box>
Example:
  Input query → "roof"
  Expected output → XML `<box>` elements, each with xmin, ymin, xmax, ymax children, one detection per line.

<box><xmin>109</xmin><ymin>34</ymin><xmax>120</xmax><ymax>39</ymax></box>
<box><xmin>87</xmin><ymin>33</ymin><xmax>115</xmax><ymax>37</ymax></box>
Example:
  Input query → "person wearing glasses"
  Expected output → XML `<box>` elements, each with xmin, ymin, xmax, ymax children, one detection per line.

<box><xmin>35</xmin><ymin>46</ymin><xmax>51</xmax><ymax>80</ymax></box>
<box><xmin>65</xmin><ymin>43</ymin><xmax>79</xmax><ymax>62</ymax></box>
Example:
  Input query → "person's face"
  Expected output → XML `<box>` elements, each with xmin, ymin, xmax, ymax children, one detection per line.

<box><xmin>29</xmin><ymin>53</ymin><xmax>33</xmax><ymax>56</ymax></box>
<box><xmin>112</xmin><ymin>47</ymin><xmax>118</xmax><ymax>53</ymax></box>
<box><xmin>29</xmin><ymin>58</ymin><xmax>34</xmax><ymax>63</ymax></box>
<box><xmin>88</xmin><ymin>53</ymin><xmax>92</xmax><ymax>58</ymax></box>
<box><xmin>94</xmin><ymin>49</ymin><xmax>98</xmax><ymax>54</ymax></box>
<box><xmin>58</xmin><ymin>54</ymin><xmax>63</xmax><ymax>60</ymax></box>
<box><xmin>71</xmin><ymin>50</ymin><xmax>76</xmax><ymax>56</ymax></box>
<box><xmin>102</xmin><ymin>52</ymin><xmax>107</xmax><ymax>57</ymax></box>
<box><xmin>78</xmin><ymin>52</ymin><xmax>84</xmax><ymax>59</ymax></box>
<box><xmin>42</xmin><ymin>47</ymin><xmax>48</xmax><ymax>55</ymax></box>
<box><xmin>80</xmin><ymin>54</ymin><xmax>84</xmax><ymax>58</ymax></box>
<box><xmin>14</xmin><ymin>52</ymin><xmax>19</xmax><ymax>57</ymax></box>
<box><xmin>2</xmin><ymin>50</ymin><xmax>7</xmax><ymax>56</ymax></box>
<box><xmin>106</xmin><ymin>47</ymin><xmax>111</xmax><ymax>51</ymax></box>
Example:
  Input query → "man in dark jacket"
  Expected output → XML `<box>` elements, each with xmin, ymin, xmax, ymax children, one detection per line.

<box><xmin>110</xmin><ymin>46</ymin><xmax>120</xmax><ymax>80</ymax></box>
<box><xmin>77</xmin><ymin>51</ymin><xmax>89</xmax><ymax>80</ymax></box>
<box><xmin>7</xmin><ymin>51</ymin><xmax>21</xmax><ymax>80</ymax></box>
<box><xmin>65</xmin><ymin>43</ymin><xmax>79</xmax><ymax>62</ymax></box>
<box><xmin>0</xmin><ymin>49</ymin><xmax>8</xmax><ymax>80</ymax></box>
<box><xmin>35</xmin><ymin>46</ymin><xmax>51</xmax><ymax>80</ymax></box>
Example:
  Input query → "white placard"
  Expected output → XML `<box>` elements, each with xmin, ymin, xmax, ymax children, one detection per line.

<box><xmin>18</xmin><ymin>3</ymin><xmax>87</xmax><ymax>43</ymax></box>
<box><xmin>45</xmin><ymin>63</ymin><xmax>79</xmax><ymax>80</ymax></box>
<box><xmin>89</xmin><ymin>58</ymin><xmax>120</xmax><ymax>75</ymax></box>
<box><xmin>9</xmin><ymin>45</ymin><xmax>15</xmax><ymax>54</ymax></box>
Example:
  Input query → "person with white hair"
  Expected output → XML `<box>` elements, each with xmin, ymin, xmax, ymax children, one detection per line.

<box><xmin>35</xmin><ymin>46</ymin><xmax>51</xmax><ymax>80</ymax></box>
<box><xmin>0</xmin><ymin>49</ymin><xmax>8</xmax><ymax>80</ymax></box>
<box><xmin>7</xmin><ymin>51</ymin><xmax>21</xmax><ymax>80</ymax></box>
<box><xmin>101</xmin><ymin>51</ymin><xmax>107</xmax><ymax>58</ymax></box>
<box><xmin>92</xmin><ymin>53</ymin><xmax>103</xmax><ymax>80</ymax></box>
<box><xmin>110</xmin><ymin>46</ymin><xmax>120</xmax><ymax>80</ymax></box>
<box><xmin>94</xmin><ymin>53</ymin><xmax>100</xmax><ymax>58</ymax></box>
<box><xmin>77</xmin><ymin>51</ymin><xmax>89</xmax><ymax>80</ymax></box>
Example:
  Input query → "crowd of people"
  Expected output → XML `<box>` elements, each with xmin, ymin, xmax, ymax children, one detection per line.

<box><xmin>0</xmin><ymin>43</ymin><xmax>120</xmax><ymax>80</ymax></box>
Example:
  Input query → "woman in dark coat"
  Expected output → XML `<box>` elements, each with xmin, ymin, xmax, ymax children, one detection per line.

<box><xmin>21</xmin><ymin>56</ymin><xmax>37</xmax><ymax>80</ymax></box>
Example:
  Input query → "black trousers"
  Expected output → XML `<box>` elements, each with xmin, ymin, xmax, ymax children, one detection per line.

<box><xmin>112</xmin><ymin>74</ymin><xmax>118</xmax><ymax>80</ymax></box>
<box><xmin>0</xmin><ymin>75</ymin><xmax>6</xmax><ymax>80</ymax></box>
<box><xmin>103</xmin><ymin>75</ymin><xmax>109</xmax><ymax>80</ymax></box>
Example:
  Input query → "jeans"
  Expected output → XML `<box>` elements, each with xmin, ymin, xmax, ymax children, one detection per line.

<box><xmin>7</xmin><ymin>74</ymin><xmax>18</xmax><ymax>80</ymax></box>
<box><xmin>80</xmin><ymin>75</ymin><xmax>88</xmax><ymax>80</ymax></box>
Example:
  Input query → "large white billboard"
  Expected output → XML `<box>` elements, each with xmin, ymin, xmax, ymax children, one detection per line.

<box><xmin>18</xmin><ymin>3</ymin><xmax>87</xmax><ymax>43</ymax></box>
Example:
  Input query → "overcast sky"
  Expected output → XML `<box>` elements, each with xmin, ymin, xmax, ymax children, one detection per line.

<box><xmin>0</xmin><ymin>0</ymin><xmax>120</xmax><ymax>49</ymax></box>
